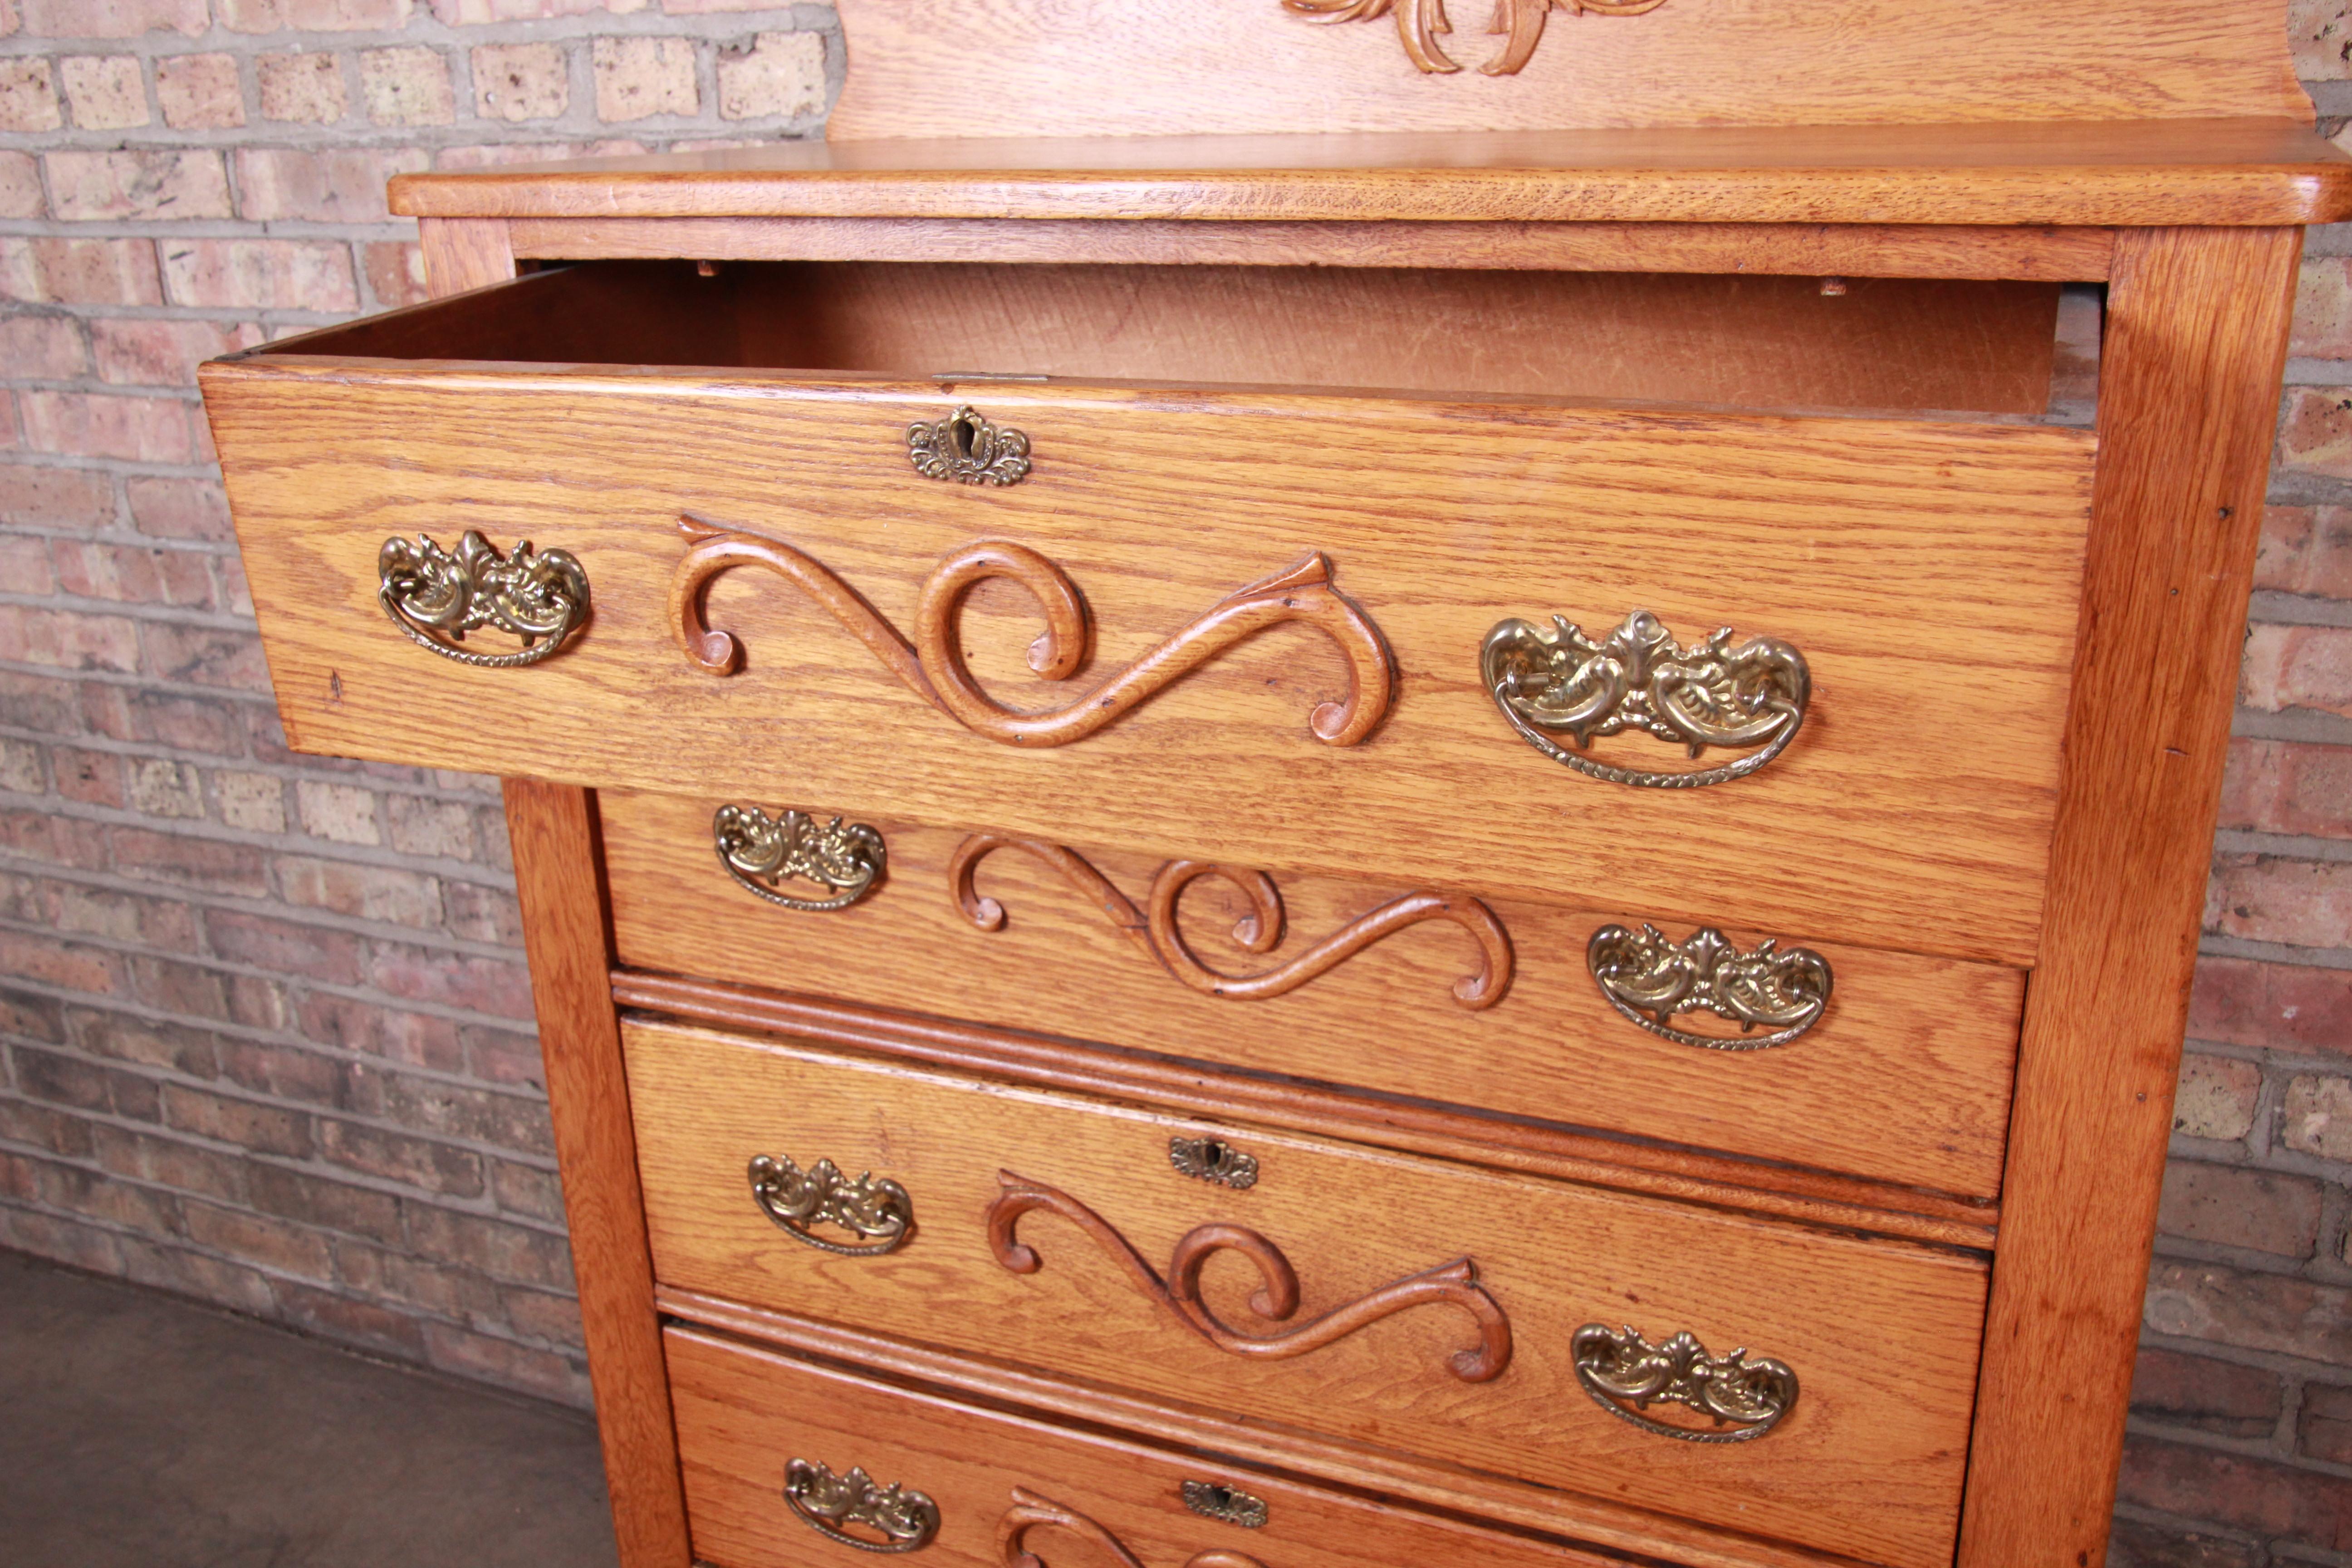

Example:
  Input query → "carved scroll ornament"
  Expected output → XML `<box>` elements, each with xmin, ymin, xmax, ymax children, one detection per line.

<box><xmin>1000</xmin><ymin>1488</ymin><xmax>1267</xmax><ymax>1568</ymax></box>
<box><xmin>1482</xmin><ymin>610</ymin><xmax>1809</xmax><ymax>788</ymax></box>
<box><xmin>1284</xmin><ymin>0</ymin><xmax>1666</xmax><ymax>77</ymax></box>
<box><xmin>950</xmin><ymin>835</ymin><xmax>1512</xmax><ymax>1010</ymax></box>
<box><xmin>1571</xmin><ymin>1323</ymin><xmax>1798</xmax><ymax>1443</ymax></box>
<box><xmin>987</xmin><ymin>1170</ymin><xmax>1512</xmax><ymax>1382</ymax></box>
<box><xmin>671</xmin><ymin>514</ymin><xmax>1394</xmax><ymax>749</ymax></box>
<box><xmin>1586</xmin><ymin>923</ymin><xmax>1833</xmax><ymax>1050</ymax></box>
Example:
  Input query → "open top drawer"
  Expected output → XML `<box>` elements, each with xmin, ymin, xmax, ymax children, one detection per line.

<box><xmin>199</xmin><ymin>259</ymin><xmax>2093</xmax><ymax>963</ymax></box>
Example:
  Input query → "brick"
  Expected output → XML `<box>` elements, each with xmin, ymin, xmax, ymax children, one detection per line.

<box><xmin>2205</xmin><ymin>854</ymin><xmax>2352</xmax><ymax>950</ymax></box>
<box><xmin>221</xmin><ymin>0</ymin><xmax>412</xmax><ymax>28</ymax></box>
<box><xmin>0</xmin><ymin>927</ymin><xmax>124</xmax><ymax>995</ymax></box>
<box><xmin>276</xmin><ymin>855</ymin><xmax>441</xmax><ymax>928</ymax></box>
<box><xmin>2286</xmin><ymin>1073</ymin><xmax>2352</xmax><ymax>1163</ymax></box>
<box><xmin>116</xmin><ymin>1235</ymin><xmax>278</xmax><ymax>1316</ymax></box>
<box><xmin>156</xmin><ymin>52</ymin><xmax>243</xmax><ymax>129</ymax></box>
<box><xmin>160</xmin><ymin>1082</ymin><xmax>313</xmax><ymax>1158</ymax></box>
<box><xmin>2218</xmin><ymin>737</ymin><xmax>2352</xmax><ymax>840</ymax></box>
<box><xmin>16</xmin><ymin>0</ymin><xmax>208</xmax><ymax>34</ymax></box>
<box><xmin>0</xmin><ymin>237</ymin><xmax>161</xmax><ymax>305</ymax></box>
<box><xmin>268</xmin><ymin>1279</ymin><xmax>428</xmax><ymax>1359</ymax></box>
<box><xmin>0</xmin><ymin>1209</ymin><xmax>123</xmax><ymax>1275</ymax></box>
<box><xmin>31</xmin><ymin>1158</ymin><xmax>179</xmax><ymax>1230</ymax></box>
<box><xmin>500</xmin><ymin>1284</ymin><xmax>583</xmax><ymax>1347</ymax></box>
<box><xmin>45</xmin><ymin>149</ymin><xmax>230</xmax><ymax>222</ymax></box>
<box><xmin>0</xmin><ymin>737</ymin><xmax>43</xmax><ymax>792</ymax></box>
<box><xmin>257</xmin><ymin>52</ymin><xmax>347</xmax><ymax>122</ymax></box>
<box><xmin>0</xmin><ymin>606</ymin><xmax>142</xmax><ymax>672</ymax></box>
<box><xmin>2261</xmin><ymin>505</ymin><xmax>2352</xmax><ymax>598</ymax></box>
<box><xmin>246</xmin><ymin>1162</ymin><xmax>403</xmax><ymax>1245</ymax></box>
<box><xmin>109</xmin><ymin>826</ymin><xmax>267</xmax><ymax>895</ymax></box>
<box><xmin>161</xmin><ymin>238</ymin><xmax>357</xmax><ymax>312</ymax></box>
<box><xmin>717</xmin><ymin>31</ymin><xmax>824</xmax><ymax>120</ymax></box>
<box><xmin>385</xmin><ymin>794</ymin><xmax>473</xmax><ymax>860</ymax></box>
<box><xmin>367</xmin><ymin>943</ymin><xmax>534</xmax><ymax>1020</ymax></box>
<box><xmin>359</xmin><ymin>45</ymin><xmax>452</xmax><ymax>127</ymax></box>
<box><xmin>345</xmin><ymin>1064</ymin><xmax>551</xmax><ymax>1156</ymax></box>
<box><xmin>2128</xmin><ymin>1346</ymin><xmax>2283</xmax><ymax>1438</ymax></box>
<box><xmin>294</xmin><ymin>779</ymin><xmax>378</xmax><ymax>845</ymax></box>
<box><xmin>140</xmin><ymin>622</ymin><xmax>270</xmax><ymax>692</ymax></box>
<box><xmin>0</xmin><ymin>807</ymin><xmax>109</xmax><ymax>870</ymax></box>
<box><xmin>2295</xmin><ymin>0</ymin><xmax>2352</xmax><ymax>78</ymax></box>
<box><xmin>320</xmin><ymin>1119</ymin><xmax>483</xmax><ymax>1196</ymax></box>
<box><xmin>433</xmin><ymin>137</ymin><xmax>645</xmax><ymax>169</ymax></box>
<box><xmin>0</xmin><ymin>151</ymin><xmax>40</xmax><ymax>218</ymax></box>
<box><xmin>2146</xmin><ymin>1257</ymin><xmax>2352</xmax><ymax>1361</ymax></box>
<box><xmin>0</xmin><ymin>315</ymin><xmax>90</xmax><ymax>380</ymax></box>
<box><xmin>361</xmin><ymin>240</ymin><xmax>428</xmax><ymax>308</ymax></box>
<box><xmin>462</xmin><ymin>1024</ymin><xmax>540</xmax><ymax>1089</ymax></box>
<box><xmin>295</xmin><ymin>992</ymin><xmax>461</xmax><ymax>1073</ymax></box>
<box><xmin>471</xmin><ymin>42</ymin><xmax>568</xmax><ymax>121</ymax></box>
<box><xmin>488</xmin><ymin>1157</ymin><xmax>564</xmax><ymax>1224</ymax></box>
<box><xmin>54</xmin><ymin>881</ymin><xmax>200</xmax><ymax>950</ymax></box>
<box><xmin>85</xmin><ymin>689</ymin><xmax>243</xmax><ymax>756</ymax></box>
<box><xmin>407</xmin><ymin>1204</ymin><xmax>572</xmax><ymax>1289</ymax></box>
<box><xmin>443</xmin><ymin>881</ymin><xmax>521</xmax><ymax>945</ymax></box>
<box><xmin>431</xmin><ymin>0</ymin><xmax>634</xmax><ymax>18</ymax></box>
<box><xmin>0</xmin><ymin>535</ymin><xmax>51</xmax><ymax>595</ymax></box>
<box><xmin>203</xmin><ymin>907</ymin><xmax>364</xmax><ymax>984</ymax></box>
<box><xmin>60</xmin><ymin>54</ymin><xmax>149</xmax><ymax>129</ymax></box>
<box><xmin>420</xmin><ymin>1320</ymin><xmax>589</xmax><ymax>1406</ymax></box>
<box><xmin>2119</xmin><ymin>1432</ymin><xmax>2352</xmax><ymax>1549</ymax></box>
<box><xmin>2279</xmin><ymin>387</ymin><xmax>2352</xmax><ymax>478</ymax></box>
<box><xmin>593</xmin><ymin>35</ymin><xmax>695</xmax><ymax>121</ymax></box>
<box><xmin>122</xmin><ymin>756</ymin><xmax>205</xmax><ymax>818</ymax></box>
<box><xmin>2190</xmin><ymin>954</ymin><xmax>2352</xmax><ymax>1053</ymax></box>
<box><xmin>181</xmin><ymin>1200</ymin><xmax>334</xmax><ymax>1278</ymax></box>
<box><xmin>2243</xmin><ymin>622</ymin><xmax>2352</xmax><ymax>719</ymax></box>
<box><xmin>2171</xmin><ymin>1052</ymin><xmax>2261</xmax><ymax>1142</ymax></box>
<box><xmin>0</xmin><ymin>462</ymin><xmax>111</xmax><ymax>527</ymax></box>
<box><xmin>54</xmin><ymin>541</ymin><xmax>212</xmax><ymax>608</ymax></box>
<box><xmin>235</xmin><ymin>146</ymin><xmax>429</xmax><ymax>224</ymax></box>
<box><xmin>91</xmin><ymin>317</ymin><xmax>262</xmax><ymax>386</ymax></box>
<box><xmin>0</xmin><ymin>58</ymin><xmax>59</xmax><ymax>132</ymax></box>
<box><xmin>214</xmin><ymin>1038</ymin><xmax>345</xmax><ymax>1110</ymax></box>
<box><xmin>126</xmin><ymin>475</ymin><xmax>229</xmax><ymax>540</ymax></box>
<box><xmin>16</xmin><ymin>390</ymin><xmax>194</xmax><ymax>464</ymax></box>
<box><xmin>15</xmin><ymin>1047</ymin><xmax>154</xmax><ymax>1119</ymax></box>
<box><xmin>0</xmin><ymin>667</ymin><xmax>82</xmax><ymax>732</ymax></box>
<box><xmin>214</xmin><ymin>770</ymin><xmax>285</xmax><ymax>832</ymax></box>
<box><xmin>93</xmin><ymin>1125</ymin><xmax>243</xmax><ymax>1201</ymax></box>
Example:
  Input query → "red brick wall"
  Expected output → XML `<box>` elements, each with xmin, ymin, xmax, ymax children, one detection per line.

<box><xmin>0</xmin><ymin>0</ymin><xmax>2345</xmax><ymax>1555</ymax></box>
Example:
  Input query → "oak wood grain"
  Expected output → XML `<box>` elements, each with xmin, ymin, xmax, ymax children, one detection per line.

<box><xmin>504</xmin><ymin>216</ymin><xmax>2121</xmax><ymax>282</ymax></box>
<box><xmin>419</xmin><ymin>217</ymin><xmax>516</xmax><ymax>293</ymax></box>
<box><xmin>821</xmin><ymin>0</ymin><xmax>2311</xmax><ymax>139</ymax></box>
<box><xmin>622</xmin><ymin>1018</ymin><xmax>1988</xmax><ymax>1568</ymax></box>
<box><xmin>666</xmin><ymin>1324</ymin><xmax>1641</xmax><ymax>1568</ymax></box>
<box><xmin>200</xmin><ymin>364</ymin><xmax>2092</xmax><ymax>966</ymax></box>
<box><xmin>1956</xmin><ymin>229</ymin><xmax>2304</xmax><ymax>1563</ymax></box>
<box><xmin>502</xmin><ymin>780</ymin><xmax>692</xmax><ymax>1568</ymax></box>
<box><xmin>602</xmin><ymin>798</ymin><xmax>2024</xmax><ymax>1197</ymax></box>
<box><xmin>608</xmin><ymin>969</ymin><xmax>2000</xmax><ymax>1246</ymax></box>
<box><xmin>387</xmin><ymin>121</ymin><xmax>2352</xmax><ymax>229</ymax></box>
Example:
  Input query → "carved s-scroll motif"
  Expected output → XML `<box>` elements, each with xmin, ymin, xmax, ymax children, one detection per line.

<box><xmin>986</xmin><ymin>1170</ymin><xmax>1512</xmax><ymax>1382</ymax></box>
<box><xmin>1283</xmin><ymin>0</ymin><xmax>1665</xmax><ymax>76</ymax></box>
<box><xmin>1000</xmin><ymin>1488</ymin><xmax>1267</xmax><ymax>1568</ymax></box>
<box><xmin>950</xmin><ymin>835</ymin><xmax>1512</xmax><ymax>1011</ymax></box>
<box><xmin>670</xmin><ymin>515</ymin><xmax>1394</xmax><ymax>749</ymax></box>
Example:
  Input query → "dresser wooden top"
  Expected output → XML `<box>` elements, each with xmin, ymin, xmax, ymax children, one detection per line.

<box><xmin>389</xmin><ymin>118</ymin><xmax>2352</xmax><ymax>229</ymax></box>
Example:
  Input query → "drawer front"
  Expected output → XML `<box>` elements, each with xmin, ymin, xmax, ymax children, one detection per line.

<box><xmin>624</xmin><ymin>1018</ymin><xmax>1989</xmax><ymax>1568</ymax></box>
<box><xmin>603</xmin><ymin>792</ymin><xmax>2023</xmax><ymax>1198</ymax></box>
<box><xmin>666</xmin><ymin>1325</ymin><xmax>1635</xmax><ymax>1568</ymax></box>
<box><xmin>203</xmin><ymin>362</ymin><xmax>2090</xmax><ymax>964</ymax></box>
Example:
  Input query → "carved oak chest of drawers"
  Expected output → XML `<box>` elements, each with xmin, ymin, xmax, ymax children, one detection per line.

<box><xmin>196</xmin><ymin>4</ymin><xmax>2352</xmax><ymax>1564</ymax></box>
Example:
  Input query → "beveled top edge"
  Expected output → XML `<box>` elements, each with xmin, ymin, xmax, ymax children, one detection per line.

<box><xmin>388</xmin><ymin>118</ymin><xmax>2352</xmax><ymax>228</ymax></box>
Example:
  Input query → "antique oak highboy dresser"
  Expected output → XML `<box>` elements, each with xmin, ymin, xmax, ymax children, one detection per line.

<box><xmin>196</xmin><ymin>4</ymin><xmax>2352</xmax><ymax>1564</ymax></box>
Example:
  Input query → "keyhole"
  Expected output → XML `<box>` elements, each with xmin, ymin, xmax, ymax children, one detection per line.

<box><xmin>952</xmin><ymin>415</ymin><xmax>978</xmax><ymax>459</ymax></box>
<box><xmin>1198</xmin><ymin>1139</ymin><xmax>1229</xmax><ymax>1168</ymax></box>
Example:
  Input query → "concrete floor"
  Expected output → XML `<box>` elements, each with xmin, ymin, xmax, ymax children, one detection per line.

<box><xmin>0</xmin><ymin>1249</ymin><xmax>619</xmax><ymax>1567</ymax></box>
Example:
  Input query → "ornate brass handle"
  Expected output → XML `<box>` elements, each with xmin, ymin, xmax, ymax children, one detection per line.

<box><xmin>671</xmin><ymin>514</ymin><xmax>1394</xmax><ymax>748</ymax></box>
<box><xmin>749</xmin><ymin>1153</ymin><xmax>914</xmax><ymax>1256</ymax></box>
<box><xmin>986</xmin><ymin>1170</ymin><xmax>1511</xmax><ymax>1382</ymax></box>
<box><xmin>1586</xmin><ymin>924</ymin><xmax>1833</xmax><ymax>1050</ymax></box>
<box><xmin>1180</xmin><ymin>1481</ymin><xmax>1268</xmax><ymax>1529</ymax></box>
<box><xmin>1000</xmin><ymin>1487</ymin><xmax>1267</xmax><ymax>1568</ymax></box>
<box><xmin>377</xmin><ymin>531</ymin><xmax>588</xmax><ymax>668</ymax></box>
<box><xmin>715</xmin><ymin>804</ymin><xmax>886</xmax><ymax>911</ymax></box>
<box><xmin>1571</xmin><ymin>1323</ymin><xmax>1798</xmax><ymax>1443</ymax></box>
<box><xmin>910</xmin><ymin>405</ymin><xmax>1031</xmax><ymax>485</ymax></box>
<box><xmin>785</xmin><ymin>1457</ymin><xmax>941</xmax><ymax>1553</ymax></box>
<box><xmin>1482</xmin><ymin>610</ymin><xmax>1808</xmax><ymax>787</ymax></box>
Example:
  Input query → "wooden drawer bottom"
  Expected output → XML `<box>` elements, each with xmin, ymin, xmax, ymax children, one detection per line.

<box><xmin>666</xmin><ymin>1323</ymin><xmax>1635</xmax><ymax>1568</ymax></box>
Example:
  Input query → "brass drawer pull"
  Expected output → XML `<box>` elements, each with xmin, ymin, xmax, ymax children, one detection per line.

<box><xmin>1169</xmin><ymin>1136</ymin><xmax>1259</xmax><ymax>1190</ymax></box>
<box><xmin>1571</xmin><ymin>1323</ymin><xmax>1798</xmax><ymax>1443</ymax></box>
<box><xmin>715</xmin><ymin>804</ymin><xmax>886</xmax><ymax>911</ymax></box>
<box><xmin>377</xmin><ymin>531</ymin><xmax>588</xmax><ymax>668</ymax></box>
<box><xmin>785</xmin><ymin>1457</ymin><xmax>941</xmax><ymax>1553</ymax></box>
<box><xmin>910</xmin><ymin>405</ymin><xmax>1031</xmax><ymax>486</ymax></box>
<box><xmin>749</xmin><ymin>1153</ymin><xmax>914</xmax><ymax>1256</ymax></box>
<box><xmin>1482</xmin><ymin>610</ymin><xmax>1808</xmax><ymax>787</ymax></box>
<box><xmin>951</xmin><ymin>836</ymin><xmax>1512</xmax><ymax>1011</ymax></box>
<box><xmin>1587</xmin><ymin>924</ymin><xmax>1833</xmax><ymax>1050</ymax></box>
<box><xmin>1001</xmin><ymin>1487</ymin><xmax>1268</xmax><ymax>1568</ymax></box>
<box><xmin>672</xmin><ymin>514</ymin><xmax>1394</xmax><ymax>748</ymax></box>
<box><xmin>1181</xmin><ymin>1481</ymin><xmax>1269</xmax><ymax>1529</ymax></box>
<box><xmin>987</xmin><ymin>1169</ymin><xmax>1511</xmax><ymax>1382</ymax></box>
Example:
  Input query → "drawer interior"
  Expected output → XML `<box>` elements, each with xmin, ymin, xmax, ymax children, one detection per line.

<box><xmin>273</xmin><ymin>257</ymin><xmax>2093</xmax><ymax>419</ymax></box>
